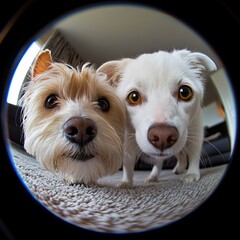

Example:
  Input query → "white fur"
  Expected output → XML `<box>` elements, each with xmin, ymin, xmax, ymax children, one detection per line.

<box><xmin>98</xmin><ymin>49</ymin><xmax>217</xmax><ymax>187</ymax></box>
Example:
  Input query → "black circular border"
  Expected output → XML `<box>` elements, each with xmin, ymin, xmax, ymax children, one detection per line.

<box><xmin>1</xmin><ymin>1</ymin><xmax>240</xmax><ymax>239</ymax></box>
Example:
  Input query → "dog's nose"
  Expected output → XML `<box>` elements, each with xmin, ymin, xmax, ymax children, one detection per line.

<box><xmin>147</xmin><ymin>124</ymin><xmax>178</xmax><ymax>151</ymax></box>
<box><xmin>63</xmin><ymin>117</ymin><xmax>97</xmax><ymax>146</ymax></box>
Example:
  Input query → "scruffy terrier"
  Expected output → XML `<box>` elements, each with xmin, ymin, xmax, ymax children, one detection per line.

<box><xmin>21</xmin><ymin>49</ymin><xmax>125</xmax><ymax>184</ymax></box>
<box><xmin>98</xmin><ymin>49</ymin><xmax>217</xmax><ymax>187</ymax></box>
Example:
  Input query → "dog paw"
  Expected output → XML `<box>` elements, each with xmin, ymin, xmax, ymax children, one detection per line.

<box><xmin>173</xmin><ymin>165</ymin><xmax>185</xmax><ymax>175</ymax></box>
<box><xmin>145</xmin><ymin>176</ymin><xmax>158</xmax><ymax>183</ymax></box>
<box><xmin>63</xmin><ymin>178</ymin><xmax>75</xmax><ymax>185</ymax></box>
<box><xmin>173</xmin><ymin>158</ymin><xmax>188</xmax><ymax>175</ymax></box>
<box><xmin>182</xmin><ymin>173</ymin><xmax>200</xmax><ymax>183</ymax></box>
<box><xmin>63</xmin><ymin>178</ymin><xmax>95</xmax><ymax>186</ymax></box>
<box><xmin>117</xmin><ymin>181</ymin><xmax>133</xmax><ymax>188</ymax></box>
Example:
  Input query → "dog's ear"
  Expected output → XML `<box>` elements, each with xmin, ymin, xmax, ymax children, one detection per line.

<box><xmin>97</xmin><ymin>59</ymin><xmax>131</xmax><ymax>87</ymax></box>
<box><xmin>175</xmin><ymin>49</ymin><xmax>217</xmax><ymax>73</ymax></box>
<box><xmin>32</xmin><ymin>49</ymin><xmax>53</xmax><ymax>78</ymax></box>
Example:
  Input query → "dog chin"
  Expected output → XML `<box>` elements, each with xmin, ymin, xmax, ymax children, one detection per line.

<box><xmin>146</xmin><ymin>151</ymin><xmax>174</xmax><ymax>159</ymax></box>
<box><xmin>57</xmin><ymin>141</ymin><xmax>123</xmax><ymax>183</ymax></box>
<box><xmin>137</xmin><ymin>140</ymin><xmax>176</xmax><ymax>159</ymax></box>
<box><xmin>48</xmin><ymin>145</ymin><xmax>123</xmax><ymax>184</ymax></box>
<box><xmin>57</xmin><ymin>157</ymin><xmax>106</xmax><ymax>184</ymax></box>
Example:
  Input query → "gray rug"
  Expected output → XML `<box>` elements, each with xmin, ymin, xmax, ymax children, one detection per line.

<box><xmin>9</xmin><ymin>142</ymin><xmax>227</xmax><ymax>233</ymax></box>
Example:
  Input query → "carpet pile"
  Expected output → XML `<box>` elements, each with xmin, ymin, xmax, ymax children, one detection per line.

<box><xmin>9</xmin><ymin>142</ymin><xmax>227</xmax><ymax>233</ymax></box>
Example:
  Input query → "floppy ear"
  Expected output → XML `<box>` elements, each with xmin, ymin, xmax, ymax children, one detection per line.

<box><xmin>97</xmin><ymin>58</ymin><xmax>131</xmax><ymax>87</ymax></box>
<box><xmin>32</xmin><ymin>49</ymin><xmax>53</xmax><ymax>79</ymax></box>
<box><xmin>174</xmin><ymin>49</ymin><xmax>217</xmax><ymax>74</ymax></box>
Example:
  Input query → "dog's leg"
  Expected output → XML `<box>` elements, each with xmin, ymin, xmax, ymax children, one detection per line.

<box><xmin>181</xmin><ymin>138</ymin><xmax>202</xmax><ymax>183</ymax></box>
<box><xmin>181</xmin><ymin>117</ymin><xmax>203</xmax><ymax>183</ymax></box>
<box><xmin>173</xmin><ymin>152</ymin><xmax>188</xmax><ymax>175</ymax></box>
<box><xmin>118</xmin><ymin>138</ymin><xmax>139</xmax><ymax>188</ymax></box>
<box><xmin>118</xmin><ymin>152</ymin><xmax>138</xmax><ymax>188</ymax></box>
<box><xmin>145</xmin><ymin>161</ymin><xmax>163</xmax><ymax>183</ymax></box>
<box><xmin>182</xmin><ymin>154</ymin><xmax>200</xmax><ymax>183</ymax></box>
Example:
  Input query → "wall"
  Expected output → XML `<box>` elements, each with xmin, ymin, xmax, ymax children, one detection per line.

<box><xmin>203</xmin><ymin>101</ymin><xmax>225</xmax><ymax>128</ymax></box>
<box><xmin>211</xmin><ymin>68</ymin><xmax>237</xmax><ymax>150</ymax></box>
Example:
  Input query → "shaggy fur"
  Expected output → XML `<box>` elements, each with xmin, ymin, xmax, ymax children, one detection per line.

<box><xmin>22</xmin><ymin>50</ymin><xmax>126</xmax><ymax>184</ymax></box>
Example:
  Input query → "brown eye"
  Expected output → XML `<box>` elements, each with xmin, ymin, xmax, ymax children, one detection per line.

<box><xmin>98</xmin><ymin>97</ymin><xmax>110</xmax><ymax>112</ymax></box>
<box><xmin>178</xmin><ymin>85</ymin><xmax>193</xmax><ymax>101</ymax></box>
<box><xmin>45</xmin><ymin>94</ymin><xmax>59</xmax><ymax>109</ymax></box>
<box><xmin>127</xmin><ymin>91</ymin><xmax>142</xmax><ymax>105</ymax></box>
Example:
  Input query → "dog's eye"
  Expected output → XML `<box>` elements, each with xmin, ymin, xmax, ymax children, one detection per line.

<box><xmin>45</xmin><ymin>94</ymin><xmax>59</xmax><ymax>109</ymax></box>
<box><xmin>127</xmin><ymin>91</ymin><xmax>142</xmax><ymax>105</ymax></box>
<box><xmin>97</xmin><ymin>97</ymin><xmax>110</xmax><ymax>112</ymax></box>
<box><xmin>178</xmin><ymin>85</ymin><xmax>193</xmax><ymax>101</ymax></box>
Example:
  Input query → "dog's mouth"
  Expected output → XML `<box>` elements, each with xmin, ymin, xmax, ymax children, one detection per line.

<box><xmin>65</xmin><ymin>151</ymin><xmax>95</xmax><ymax>161</ymax></box>
<box><xmin>74</xmin><ymin>152</ymin><xmax>95</xmax><ymax>161</ymax></box>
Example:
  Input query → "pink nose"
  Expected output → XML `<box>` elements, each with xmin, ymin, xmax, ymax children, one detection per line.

<box><xmin>147</xmin><ymin>124</ymin><xmax>178</xmax><ymax>151</ymax></box>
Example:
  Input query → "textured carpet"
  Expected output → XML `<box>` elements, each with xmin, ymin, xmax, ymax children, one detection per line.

<box><xmin>9</xmin><ymin>142</ymin><xmax>227</xmax><ymax>233</ymax></box>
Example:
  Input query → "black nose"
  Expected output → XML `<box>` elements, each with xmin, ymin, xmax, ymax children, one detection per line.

<box><xmin>147</xmin><ymin>124</ymin><xmax>178</xmax><ymax>151</ymax></box>
<box><xmin>63</xmin><ymin>117</ymin><xmax>97</xmax><ymax>147</ymax></box>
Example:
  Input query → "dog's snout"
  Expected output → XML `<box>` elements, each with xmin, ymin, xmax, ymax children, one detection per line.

<box><xmin>63</xmin><ymin>117</ymin><xmax>97</xmax><ymax>146</ymax></box>
<box><xmin>147</xmin><ymin>124</ymin><xmax>178</xmax><ymax>151</ymax></box>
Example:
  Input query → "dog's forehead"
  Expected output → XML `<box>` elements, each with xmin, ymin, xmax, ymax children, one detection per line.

<box><xmin>118</xmin><ymin>52</ymin><xmax>205</xmax><ymax>99</ymax></box>
<box><xmin>137</xmin><ymin>52</ymin><xmax>185</xmax><ymax>73</ymax></box>
<box><xmin>122</xmin><ymin>52</ymin><xmax>189</xmax><ymax>88</ymax></box>
<box><xmin>43</xmin><ymin>65</ymin><xmax>111</xmax><ymax>101</ymax></box>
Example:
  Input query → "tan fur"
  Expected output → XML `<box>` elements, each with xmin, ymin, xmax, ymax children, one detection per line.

<box><xmin>32</xmin><ymin>49</ymin><xmax>52</xmax><ymax>78</ymax></box>
<box><xmin>22</xmin><ymin>50</ymin><xmax>126</xmax><ymax>184</ymax></box>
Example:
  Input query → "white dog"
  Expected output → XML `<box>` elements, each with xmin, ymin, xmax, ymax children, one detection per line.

<box><xmin>98</xmin><ymin>49</ymin><xmax>217</xmax><ymax>187</ymax></box>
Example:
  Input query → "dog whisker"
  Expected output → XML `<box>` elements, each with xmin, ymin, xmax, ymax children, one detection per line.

<box><xmin>202</xmin><ymin>140</ymin><xmax>227</xmax><ymax>163</ymax></box>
